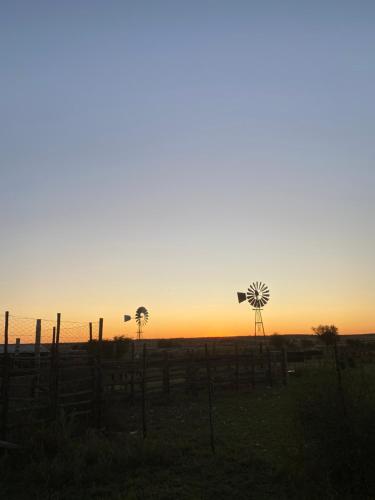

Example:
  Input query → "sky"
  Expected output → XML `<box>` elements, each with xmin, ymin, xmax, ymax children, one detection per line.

<box><xmin>1</xmin><ymin>1</ymin><xmax>374</xmax><ymax>339</ymax></box>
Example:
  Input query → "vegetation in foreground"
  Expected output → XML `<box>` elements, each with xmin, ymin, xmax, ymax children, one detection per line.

<box><xmin>2</xmin><ymin>359</ymin><xmax>375</xmax><ymax>499</ymax></box>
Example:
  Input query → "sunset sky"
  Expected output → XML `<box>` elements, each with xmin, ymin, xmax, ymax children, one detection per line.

<box><xmin>1</xmin><ymin>1</ymin><xmax>374</xmax><ymax>339</ymax></box>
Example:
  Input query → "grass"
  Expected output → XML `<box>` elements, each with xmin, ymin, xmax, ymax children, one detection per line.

<box><xmin>2</xmin><ymin>361</ymin><xmax>375</xmax><ymax>499</ymax></box>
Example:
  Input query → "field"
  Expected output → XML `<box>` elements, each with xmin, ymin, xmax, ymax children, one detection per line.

<box><xmin>2</xmin><ymin>356</ymin><xmax>375</xmax><ymax>500</ymax></box>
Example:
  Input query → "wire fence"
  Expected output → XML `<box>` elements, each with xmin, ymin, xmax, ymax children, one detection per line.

<box><xmin>3</xmin><ymin>314</ymin><xmax>100</xmax><ymax>350</ymax></box>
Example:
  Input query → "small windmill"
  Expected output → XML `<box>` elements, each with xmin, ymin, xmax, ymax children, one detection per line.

<box><xmin>237</xmin><ymin>282</ymin><xmax>270</xmax><ymax>337</ymax></box>
<box><xmin>124</xmin><ymin>306</ymin><xmax>149</xmax><ymax>340</ymax></box>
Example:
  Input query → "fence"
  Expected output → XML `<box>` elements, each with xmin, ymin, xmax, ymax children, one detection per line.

<box><xmin>0</xmin><ymin>311</ymin><xmax>291</xmax><ymax>445</ymax></box>
<box><xmin>1</xmin><ymin>313</ymin><xmax>99</xmax><ymax>349</ymax></box>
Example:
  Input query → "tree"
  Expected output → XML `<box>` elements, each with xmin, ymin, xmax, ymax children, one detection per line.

<box><xmin>313</xmin><ymin>324</ymin><xmax>345</xmax><ymax>411</ymax></box>
<box><xmin>312</xmin><ymin>324</ymin><xmax>339</xmax><ymax>347</ymax></box>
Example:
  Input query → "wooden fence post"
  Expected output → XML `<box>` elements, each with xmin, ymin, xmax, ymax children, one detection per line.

<box><xmin>51</xmin><ymin>313</ymin><xmax>61</xmax><ymax>419</ymax></box>
<box><xmin>251</xmin><ymin>350</ymin><xmax>255</xmax><ymax>389</ymax></box>
<box><xmin>235</xmin><ymin>343</ymin><xmax>239</xmax><ymax>391</ymax></box>
<box><xmin>3</xmin><ymin>311</ymin><xmax>8</xmax><ymax>356</ymax></box>
<box><xmin>163</xmin><ymin>351</ymin><xmax>170</xmax><ymax>395</ymax></box>
<box><xmin>49</xmin><ymin>326</ymin><xmax>56</xmax><ymax>413</ymax></box>
<box><xmin>89</xmin><ymin>322</ymin><xmax>93</xmax><ymax>343</ymax></box>
<box><xmin>34</xmin><ymin>319</ymin><xmax>41</xmax><ymax>369</ymax></box>
<box><xmin>266</xmin><ymin>347</ymin><xmax>273</xmax><ymax>387</ymax></box>
<box><xmin>281</xmin><ymin>347</ymin><xmax>288</xmax><ymax>386</ymax></box>
<box><xmin>55</xmin><ymin>313</ymin><xmax>61</xmax><ymax>355</ymax></box>
<box><xmin>15</xmin><ymin>338</ymin><xmax>20</xmax><ymax>356</ymax></box>
<box><xmin>52</xmin><ymin>326</ymin><xmax>56</xmax><ymax>354</ymax></box>
<box><xmin>205</xmin><ymin>344</ymin><xmax>215</xmax><ymax>454</ymax></box>
<box><xmin>212</xmin><ymin>342</ymin><xmax>217</xmax><ymax>376</ymax></box>
<box><xmin>130</xmin><ymin>341</ymin><xmax>135</xmax><ymax>400</ymax></box>
<box><xmin>96</xmin><ymin>317</ymin><xmax>103</xmax><ymax>428</ymax></box>
<box><xmin>185</xmin><ymin>350</ymin><xmax>194</xmax><ymax>394</ymax></box>
<box><xmin>141</xmin><ymin>343</ymin><xmax>147</xmax><ymax>439</ymax></box>
<box><xmin>1</xmin><ymin>312</ymin><xmax>10</xmax><ymax>440</ymax></box>
<box><xmin>32</xmin><ymin>319</ymin><xmax>42</xmax><ymax>401</ymax></box>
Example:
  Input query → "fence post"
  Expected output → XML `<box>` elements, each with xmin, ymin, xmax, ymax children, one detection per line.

<box><xmin>49</xmin><ymin>326</ymin><xmax>56</xmax><ymax>414</ymax></box>
<box><xmin>51</xmin><ymin>313</ymin><xmax>61</xmax><ymax>419</ymax></box>
<box><xmin>141</xmin><ymin>343</ymin><xmax>147</xmax><ymax>439</ymax></box>
<box><xmin>266</xmin><ymin>347</ymin><xmax>273</xmax><ymax>387</ymax></box>
<box><xmin>212</xmin><ymin>342</ymin><xmax>217</xmax><ymax>376</ymax></box>
<box><xmin>52</xmin><ymin>326</ymin><xmax>56</xmax><ymax>354</ymax></box>
<box><xmin>95</xmin><ymin>317</ymin><xmax>103</xmax><ymax>428</ymax></box>
<box><xmin>259</xmin><ymin>341</ymin><xmax>264</xmax><ymax>370</ymax></box>
<box><xmin>251</xmin><ymin>350</ymin><xmax>255</xmax><ymax>389</ymax></box>
<box><xmin>130</xmin><ymin>341</ymin><xmax>135</xmax><ymax>400</ymax></box>
<box><xmin>1</xmin><ymin>312</ymin><xmax>10</xmax><ymax>440</ymax></box>
<box><xmin>205</xmin><ymin>344</ymin><xmax>215</xmax><ymax>454</ymax></box>
<box><xmin>15</xmin><ymin>338</ymin><xmax>20</xmax><ymax>356</ymax></box>
<box><xmin>281</xmin><ymin>347</ymin><xmax>288</xmax><ymax>386</ymax></box>
<box><xmin>3</xmin><ymin>311</ymin><xmax>8</xmax><ymax>356</ymax></box>
<box><xmin>235</xmin><ymin>343</ymin><xmax>239</xmax><ymax>391</ymax></box>
<box><xmin>55</xmin><ymin>313</ymin><xmax>61</xmax><ymax>355</ymax></box>
<box><xmin>89</xmin><ymin>322</ymin><xmax>93</xmax><ymax>343</ymax></box>
<box><xmin>163</xmin><ymin>351</ymin><xmax>170</xmax><ymax>395</ymax></box>
<box><xmin>34</xmin><ymin>319</ymin><xmax>41</xmax><ymax>369</ymax></box>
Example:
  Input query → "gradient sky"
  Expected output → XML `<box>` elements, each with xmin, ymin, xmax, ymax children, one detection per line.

<box><xmin>1</xmin><ymin>1</ymin><xmax>374</xmax><ymax>339</ymax></box>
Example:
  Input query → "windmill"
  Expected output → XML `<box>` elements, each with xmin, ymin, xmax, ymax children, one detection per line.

<box><xmin>237</xmin><ymin>282</ymin><xmax>270</xmax><ymax>337</ymax></box>
<box><xmin>135</xmin><ymin>306</ymin><xmax>149</xmax><ymax>340</ymax></box>
<box><xmin>124</xmin><ymin>306</ymin><xmax>149</xmax><ymax>340</ymax></box>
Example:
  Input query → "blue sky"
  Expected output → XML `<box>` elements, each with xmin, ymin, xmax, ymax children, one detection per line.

<box><xmin>1</xmin><ymin>1</ymin><xmax>374</xmax><ymax>337</ymax></box>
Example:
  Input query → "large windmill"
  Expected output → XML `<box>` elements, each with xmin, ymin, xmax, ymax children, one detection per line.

<box><xmin>237</xmin><ymin>281</ymin><xmax>270</xmax><ymax>337</ymax></box>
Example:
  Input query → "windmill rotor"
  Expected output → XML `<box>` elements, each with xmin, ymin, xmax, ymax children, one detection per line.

<box><xmin>135</xmin><ymin>306</ymin><xmax>149</xmax><ymax>327</ymax></box>
<box><xmin>246</xmin><ymin>282</ymin><xmax>270</xmax><ymax>308</ymax></box>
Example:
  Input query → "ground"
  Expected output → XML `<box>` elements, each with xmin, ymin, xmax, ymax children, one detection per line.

<box><xmin>1</xmin><ymin>362</ymin><xmax>374</xmax><ymax>499</ymax></box>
